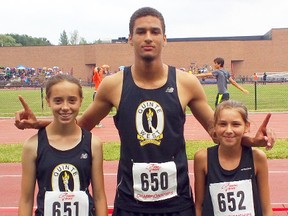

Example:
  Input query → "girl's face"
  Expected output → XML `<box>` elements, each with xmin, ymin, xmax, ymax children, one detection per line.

<box><xmin>215</xmin><ymin>108</ymin><xmax>250</xmax><ymax>147</ymax></box>
<box><xmin>46</xmin><ymin>81</ymin><xmax>82</xmax><ymax>124</ymax></box>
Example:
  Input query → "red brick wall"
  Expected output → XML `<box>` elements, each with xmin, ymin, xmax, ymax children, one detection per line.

<box><xmin>0</xmin><ymin>28</ymin><xmax>287</xmax><ymax>79</ymax></box>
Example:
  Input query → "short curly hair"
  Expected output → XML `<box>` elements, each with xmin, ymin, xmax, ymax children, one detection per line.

<box><xmin>129</xmin><ymin>7</ymin><xmax>166</xmax><ymax>35</ymax></box>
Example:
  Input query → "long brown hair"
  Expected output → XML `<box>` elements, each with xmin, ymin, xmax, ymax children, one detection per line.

<box><xmin>45</xmin><ymin>74</ymin><xmax>83</xmax><ymax>99</ymax></box>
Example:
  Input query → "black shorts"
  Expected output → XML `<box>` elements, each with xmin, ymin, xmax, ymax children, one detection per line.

<box><xmin>112</xmin><ymin>207</ymin><xmax>195</xmax><ymax>216</ymax></box>
<box><xmin>215</xmin><ymin>93</ymin><xmax>230</xmax><ymax>107</ymax></box>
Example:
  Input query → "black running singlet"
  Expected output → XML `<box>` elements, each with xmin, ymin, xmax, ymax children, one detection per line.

<box><xmin>113</xmin><ymin>66</ymin><xmax>194</xmax><ymax>214</ymax></box>
<box><xmin>202</xmin><ymin>145</ymin><xmax>263</xmax><ymax>216</ymax></box>
<box><xmin>35</xmin><ymin>128</ymin><xmax>95</xmax><ymax>216</ymax></box>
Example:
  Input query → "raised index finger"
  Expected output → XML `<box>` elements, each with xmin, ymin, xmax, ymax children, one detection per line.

<box><xmin>260</xmin><ymin>113</ymin><xmax>272</xmax><ymax>129</ymax></box>
<box><xmin>18</xmin><ymin>95</ymin><xmax>31</xmax><ymax>111</ymax></box>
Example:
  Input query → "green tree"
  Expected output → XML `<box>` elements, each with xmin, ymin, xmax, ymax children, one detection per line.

<box><xmin>7</xmin><ymin>34</ymin><xmax>51</xmax><ymax>46</ymax></box>
<box><xmin>79</xmin><ymin>37</ymin><xmax>88</xmax><ymax>45</ymax></box>
<box><xmin>59</xmin><ymin>30</ymin><xmax>69</xmax><ymax>45</ymax></box>
<box><xmin>93</xmin><ymin>39</ymin><xmax>102</xmax><ymax>44</ymax></box>
<box><xmin>0</xmin><ymin>34</ymin><xmax>20</xmax><ymax>46</ymax></box>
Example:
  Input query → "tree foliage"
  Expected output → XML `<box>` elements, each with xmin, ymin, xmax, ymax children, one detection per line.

<box><xmin>59</xmin><ymin>30</ymin><xmax>69</xmax><ymax>45</ymax></box>
<box><xmin>1</xmin><ymin>30</ymin><xmax>104</xmax><ymax>46</ymax></box>
<box><xmin>79</xmin><ymin>37</ymin><xmax>88</xmax><ymax>45</ymax></box>
<box><xmin>6</xmin><ymin>34</ymin><xmax>51</xmax><ymax>46</ymax></box>
<box><xmin>0</xmin><ymin>34</ymin><xmax>21</xmax><ymax>46</ymax></box>
<box><xmin>69</xmin><ymin>30</ymin><xmax>79</xmax><ymax>45</ymax></box>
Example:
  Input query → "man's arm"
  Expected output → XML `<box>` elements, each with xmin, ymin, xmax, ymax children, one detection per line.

<box><xmin>180</xmin><ymin>72</ymin><xmax>275</xmax><ymax>148</ymax></box>
<box><xmin>77</xmin><ymin>72</ymin><xmax>122</xmax><ymax>131</ymax></box>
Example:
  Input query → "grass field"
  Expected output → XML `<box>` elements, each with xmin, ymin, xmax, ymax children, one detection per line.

<box><xmin>0</xmin><ymin>82</ymin><xmax>287</xmax><ymax>117</ymax></box>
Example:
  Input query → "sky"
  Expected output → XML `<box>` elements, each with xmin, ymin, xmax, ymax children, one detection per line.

<box><xmin>1</xmin><ymin>0</ymin><xmax>288</xmax><ymax>45</ymax></box>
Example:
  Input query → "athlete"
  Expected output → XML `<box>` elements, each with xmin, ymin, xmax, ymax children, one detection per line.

<box><xmin>18</xmin><ymin>74</ymin><xmax>107</xmax><ymax>216</ymax></box>
<box><xmin>196</xmin><ymin>57</ymin><xmax>249</xmax><ymax>107</ymax></box>
<box><xmin>194</xmin><ymin>100</ymin><xmax>272</xmax><ymax>216</ymax></box>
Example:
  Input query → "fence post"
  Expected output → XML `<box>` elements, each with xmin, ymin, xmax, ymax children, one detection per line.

<box><xmin>254</xmin><ymin>81</ymin><xmax>257</xmax><ymax>110</ymax></box>
<box><xmin>41</xmin><ymin>86</ymin><xmax>44</xmax><ymax>112</ymax></box>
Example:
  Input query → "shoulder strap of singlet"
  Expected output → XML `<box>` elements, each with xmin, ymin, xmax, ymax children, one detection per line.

<box><xmin>123</xmin><ymin>66</ymin><xmax>132</xmax><ymax>81</ymax></box>
<box><xmin>81</xmin><ymin>128</ymin><xmax>92</xmax><ymax>146</ymax></box>
<box><xmin>37</xmin><ymin>127</ymin><xmax>48</xmax><ymax>154</ymax></box>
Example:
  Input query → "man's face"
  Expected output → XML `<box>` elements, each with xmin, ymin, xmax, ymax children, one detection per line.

<box><xmin>129</xmin><ymin>15</ymin><xmax>167</xmax><ymax>62</ymax></box>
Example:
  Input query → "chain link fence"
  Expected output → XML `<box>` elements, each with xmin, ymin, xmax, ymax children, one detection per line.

<box><xmin>201</xmin><ymin>81</ymin><xmax>288</xmax><ymax>112</ymax></box>
<box><xmin>0</xmin><ymin>80</ymin><xmax>287</xmax><ymax>117</ymax></box>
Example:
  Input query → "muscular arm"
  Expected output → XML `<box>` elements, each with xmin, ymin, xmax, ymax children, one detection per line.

<box><xmin>177</xmin><ymin>71</ymin><xmax>215</xmax><ymax>138</ymax></box>
<box><xmin>177</xmin><ymin>71</ymin><xmax>275</xmax><ymax>147</ymax></box>
<box><xmin>78</xmin><ymin>72</ymin><xmax>122</xmax><ymax>131</ymax></box>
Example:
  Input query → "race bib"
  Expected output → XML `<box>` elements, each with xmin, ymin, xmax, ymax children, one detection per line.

<box><xmin>209</xmin><ymin>179</ymin><xmax>255</xmax><ymax>216</ymax></box>
<box><xmin>132</xmin><ymin>161</ymin><xmax>178</xmax><ymax>202</ymax></box>
<box><xmin>44</xmin><ymin>191</ymin><xmax>89</xmax><ymax>216</ymax></box>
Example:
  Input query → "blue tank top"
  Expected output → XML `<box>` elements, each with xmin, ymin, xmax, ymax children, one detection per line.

<box><xmin>35</xmin><ymin>128</ymin><xmax>95</xmax><ymax>216</ymax></box>
<box><xmin>113</xmin><ymin>66</ymin><xmax>194</xmax><ymax>213</ymax></box>
<box><xmin>202</xmin><ymin>145</ymin><xmax>263</xmax><ymax>215</ymax></box>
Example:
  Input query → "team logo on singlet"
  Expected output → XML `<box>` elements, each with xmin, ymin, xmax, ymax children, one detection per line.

<box><xmin>136</xmin><ymin>100</ymin><xmax>164</xmax><ymax>146</ymax></box>
<box><xmin>51</xmin><ymin>163</ymin><xmax>81</xmax><ymax>191</ymax></box>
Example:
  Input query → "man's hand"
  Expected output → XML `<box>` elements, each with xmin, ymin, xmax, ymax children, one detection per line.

<box><xmin>14</xmin><ymin>95</ymin><xmax>37</xmax><ymax>130</ymax></box>
<box><xmin>253</xmin><ymin>113</ymin><xmax>275</xmax><ymax>150</ymax></box>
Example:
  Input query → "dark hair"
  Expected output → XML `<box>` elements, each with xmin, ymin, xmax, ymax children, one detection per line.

<box><xmin>129</xmin><ymin>7</ymin><xmax>166</xmax><ymax>35</ymax></box>
<box><xmin>45</xmin><ymin>74</ymin><xmax>83</xmax><ymax>99</ymax></box>
<box><xmin>214</xmin><ymin>57</ymin><xmax>225</xmax><ymax>67</ymax></box>
<box><xmin>214</xmin><ymin>100</ymin><xmax>249</xmax><ymax>126</ymax></box>
<box><xmin>96</xmin><ymin>67</ymin><xmax>101</xmax><ymax>73</ymax></box>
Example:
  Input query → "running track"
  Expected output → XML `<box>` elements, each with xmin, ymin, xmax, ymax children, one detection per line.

<box><xmin>0</xmin><ymin>113</ymin><xmax>288</xmax><ymax>215</ymax></box>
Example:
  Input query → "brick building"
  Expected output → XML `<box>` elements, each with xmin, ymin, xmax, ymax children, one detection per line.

<box><xmin>0</xmin><ymin>28</ymin><xmax>287</xmax><ymax>82</ymax></box>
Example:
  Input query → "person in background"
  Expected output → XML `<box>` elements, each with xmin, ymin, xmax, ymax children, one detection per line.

<box><xmin>92</xmin><ymin>66</ymin><xmax>103</xmax><ymax>100</ymax></box>
<box><xmin>18</xmin><ymin>74</ymin><xmax>107</xmax><ymax>216</ymax></box>
<box><xmin>92</xmin><ymin>66</ymin><xmax>104</xmax><ymax>127</ymax></box>
<box><xmin>263</xmin><ymin>72</ymin><xmax>267</xmax><ymax>85</ymax></box>
<box><xmin>15</xmin><ymin>7</ymin><xmax>274</xmax><ymax>216</ymax></box>
<box><xmin>194</xmin><ymin>100</ymin><xmax>272</xmax><ymax>216</ymax></box>
<box><xmin>253</xmin><ymin>72</ymin><xmax>259</xmax><ymax>82</ymax></box>
<box><xmin>196</xmin><ymin>57</ymin><xmax>249</xmax><ymax>107</ymax></box>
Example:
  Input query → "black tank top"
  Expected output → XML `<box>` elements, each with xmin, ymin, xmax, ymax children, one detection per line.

<box><xmin>113</xmin><ymin>66</ymin><xmax>194</xmax><ymax>213</ymax></box>
<box><xmin>35</xmin><ymin>128</ymin><xmax>95</xmax><ymax>216</ymax></box>
<box><xmin>202</xmin><ymin>145</ymin><xmax>263</xmax><ymax>215</ymax></box>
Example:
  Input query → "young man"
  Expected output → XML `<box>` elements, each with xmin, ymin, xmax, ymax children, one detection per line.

<box><xmin>15</xmin><ymin>7</ymin><xmax>274</xmax><ymax>216</ymax></box>
<box><xmin>196</xmin><ymin>57</ymin><xmax>249</xmax><ymax>107</ymax></box>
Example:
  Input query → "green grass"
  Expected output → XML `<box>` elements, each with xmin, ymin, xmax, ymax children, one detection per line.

<box><xmin>201</xmin><ymin>83</ymin><xmax>288</xmax><ymax>112</ymax></box>
<box><xmin>1</xmin><ymin>139</ymin><xmax>287</xmax><ymax>163</ymax></box>
<box><xmin>0</xmin><ymin>83</ymin><xmax>287</xmax><ymax>117</ymax></box>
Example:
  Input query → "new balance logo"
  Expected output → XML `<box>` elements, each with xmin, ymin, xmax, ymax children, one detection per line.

<box><xmin>241</xmin><ymin>167</ymin><xmax>252</xmax><ymax>171</ymax></box>
<box><xmin>80</xmin><ymin>153</ymin><xmax>88</xmax><ymax>159</ymax></box>
<box><xmin>165</xmin><ymin>87</ymin><xmax>174</xmax><ymax>93</ymax></box>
